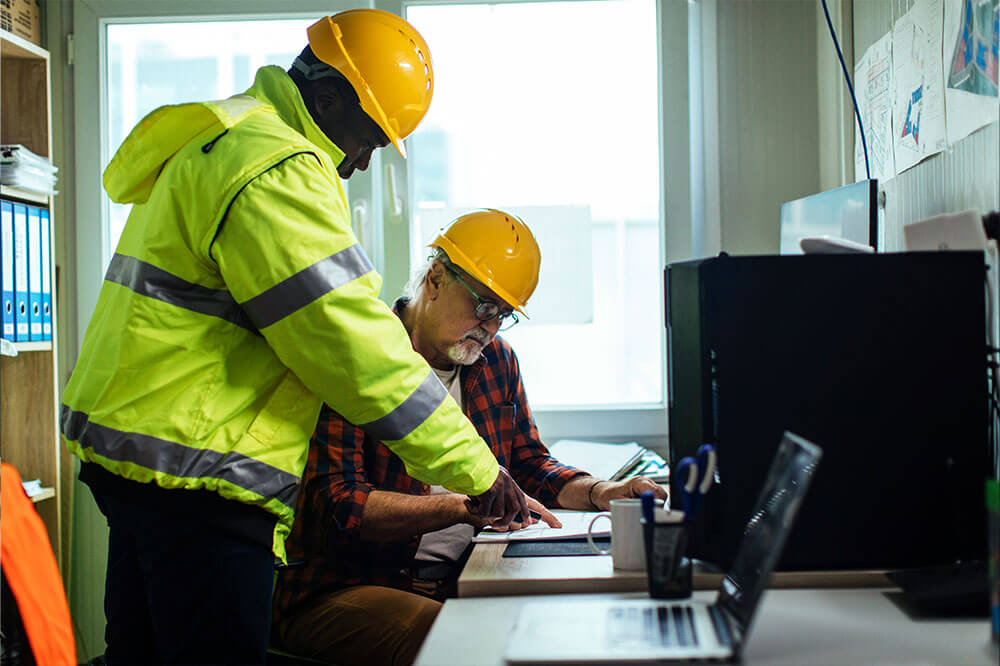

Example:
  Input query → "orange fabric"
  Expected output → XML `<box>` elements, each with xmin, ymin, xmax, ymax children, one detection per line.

<box><xmin>1</xmin><ymin>463</ymin><xmax>76</xmax><ymax>665</ymax></box>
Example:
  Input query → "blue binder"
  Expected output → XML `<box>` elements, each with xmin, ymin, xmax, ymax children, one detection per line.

<box><xmin>1</xmin><ymin>200</ymin><xmax>14</xmax><ymax>341</ymax></box>
<box><xmin>27</xmin><ymin>205</ymin><xmax>42</xmax><ymax>342</ymax></box>
<box><xmin>12</xmin><ymin>202</ymin><xmax>29</xmax><ymax>342</ymax></box>
<box><xmin>40</xmin><ymin>208</ymin><xmax>52</xmax><ymax>341</ymax></box>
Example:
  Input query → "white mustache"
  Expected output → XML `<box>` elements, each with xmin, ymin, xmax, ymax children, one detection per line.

<box><xmin>461</xmin><ymin>328</ymin><xmax>491</xmax><ymax>345</ymax></box>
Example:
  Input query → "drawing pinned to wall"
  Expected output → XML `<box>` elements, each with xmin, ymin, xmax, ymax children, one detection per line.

<box><xmin>948</xmin><ymin>0</ymin><xmax>998</xmax><ymax>94</ymax></box>
<box><xmin>893</xmin><ymin>0</ymin><xmax>948</xmax><ymax>173</ymax></box>
<box><xmin>944</xmin><ymin>0</ymin><xmax>999</xmax><ymax>144</ymax></box>
<box><xmin>855</xmin><ymin>32</ymin><xmax>896</xmax><ymax>182</ymax></box>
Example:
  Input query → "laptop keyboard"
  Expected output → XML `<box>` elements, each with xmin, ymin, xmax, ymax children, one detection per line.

<box><xmin>607</xmin><ymin>605</ymin><xmax>700</xmax><ymax>648</ymax></box>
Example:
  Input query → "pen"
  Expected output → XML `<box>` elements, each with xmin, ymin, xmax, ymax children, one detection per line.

<box><xmin>640</xmin><ymin>490</ymin><xmax>655</xmax><ymax>523</ymax></box>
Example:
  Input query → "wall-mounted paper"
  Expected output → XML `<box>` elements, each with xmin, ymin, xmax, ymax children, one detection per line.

<box><xmin>893</xmin><ymin>0</ymin><xmax>948</xmax><ymax>173</ymax></box>
<box><xmin>943</xmin><ymin>0</ymin><xmax>999</xmax><ymax>145</ymax></box>
<box><xmin>855</xmin><ymin>31</ymin><xmax>897</xmax><ymax>182</ymax></box>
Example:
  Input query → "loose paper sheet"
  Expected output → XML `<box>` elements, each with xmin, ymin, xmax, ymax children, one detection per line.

<box><xmin>893</xmin><ymin>0</ymin><xmax>948</xmax><ymax>173</ymax></box>
<box><xmin>472</xmin><ymin>510</ymin><xmax>609</xmax><ymax>543</ymax></box>
<box><xmin>855</xmin><ymin>31</ymin><xmax>897</xmax><ymax>182</ymax></box>
<box><xmin>943</xmin><ymin>0</ymin><xmax>999</xmax><ymax>144</ymax></box>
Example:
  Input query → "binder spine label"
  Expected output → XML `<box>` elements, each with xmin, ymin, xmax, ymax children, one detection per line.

<box><xmin>40</xmin><ymin>208</ymin><xmax>51</xmax><ymax>340</ymax></box>
<box><xmin>27</xmin><ymin>205</ymin><xmax>42</xmax><ymax>341</ymax></box>
<box><xmin>12</xmin><ymin>203</ymin><xmax>28</xmax><ymax>341</ymax></box>
<box><xmin>1</xmin><ymin>200</ymin><xmax>13</xmax><ymax>341</ymax></box>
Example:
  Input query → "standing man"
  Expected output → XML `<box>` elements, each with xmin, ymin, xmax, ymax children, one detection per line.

<box><xmin>61</xmin><ymin>11</ymin><xmax>527</xmax><ymax>665</ymax></box>
<box><xmin>272</xmin><ymin>210</ymin><xmax>667</xmax><ymax>666</ymax></box>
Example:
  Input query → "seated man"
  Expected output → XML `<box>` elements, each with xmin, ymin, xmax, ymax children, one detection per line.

<box><xmin>272</xmin><ymin>209</ymin><xmax>667</xmax><ymax>666</ymax></box>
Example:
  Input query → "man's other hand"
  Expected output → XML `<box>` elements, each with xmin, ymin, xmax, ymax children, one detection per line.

<box><xmin>465</xmin><ymin>466</ymin><xmax>529</xmax><ymax>529</ymax></box>
<box><xmin>594</xmin><ymin>476</ymin><xmax>668</xmax><ymax>510</ymax></box>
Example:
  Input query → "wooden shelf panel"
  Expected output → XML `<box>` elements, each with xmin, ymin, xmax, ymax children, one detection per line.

<box><xmin>6</xmin><ymin>341</ymin><xmax>54</xmax><ymax>353</ymax></box>
<box><xmin>0</xmin><ymin>350</ymin><xmax>57</xmax><ymax>481</ymax></box>
<box><xmin>0</xmin><ymin>185</ymin><xmax>51</xmax><ymax>205</ymax></box>
<box><xmin>0</xmin><ymin>30</ymin><xmax>47</xmax><ymax>60</ymax></box>
<box><xmin>0</xmin><ymin>30</ymin><xmax>50</xmax><ymax>158</ymax></box>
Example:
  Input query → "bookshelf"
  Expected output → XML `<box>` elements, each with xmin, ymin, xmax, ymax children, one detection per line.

<box><xmin>1</xmin><ymin>28</ymin><xmax>62</xmax><ymax>564</ymax></box>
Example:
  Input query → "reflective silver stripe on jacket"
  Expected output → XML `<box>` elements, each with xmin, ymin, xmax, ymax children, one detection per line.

<box><xmin>359</xmin><ymin>370</ymin><xmax>448</xmax><ymax>441</ymax></box>
<box><xmin>105</xmin><ymin>253</ymin><xmax>258</xmax><ymax>333</ymax></box>
<box><xmin>61</xmin><ymin>405</ymin><xmax>299</xmax><ymax>509</ymax></box>
<box><xmin>240</xmin><ymin>244</ymin><xmax>374</xmax><ymax>329</ymax></box>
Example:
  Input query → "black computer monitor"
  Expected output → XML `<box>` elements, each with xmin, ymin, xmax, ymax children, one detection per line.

<box><xmin>779</xmin><ymin>179</ymin><xmax>878</xmax><ymax>253</ymax></box>
<box><xmin>664</xmin><ymin>252</ymin><xmax>988</xmax><ymax>572</ymax></box>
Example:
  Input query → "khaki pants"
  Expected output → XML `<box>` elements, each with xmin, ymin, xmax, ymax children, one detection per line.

<box><xmin>277</xmin><ymin>585</ymin><xmax>442</xmax><ymax>666</ymax></box>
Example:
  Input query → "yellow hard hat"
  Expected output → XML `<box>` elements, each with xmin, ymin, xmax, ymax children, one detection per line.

<box><xmin>430</xmin><ymin>209</ymin><xmax>541</xmax><ymax>315</ymax></box>
<box><xmin>307</xmin><ymin>9</ymin><xmax>433</xmax><ymax>158</ymax></box>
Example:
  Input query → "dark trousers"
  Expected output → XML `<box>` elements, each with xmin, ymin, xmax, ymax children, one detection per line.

<box><xmin>90</xmin><ymin>485</ymin><xmax>275</xmax><ymax>665</ymax></box>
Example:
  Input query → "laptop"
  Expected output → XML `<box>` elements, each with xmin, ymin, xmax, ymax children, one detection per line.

<box><xmin>503</xmin><ymin>431</ymin><xmax>823</xmax><ymax>664</ymax></box>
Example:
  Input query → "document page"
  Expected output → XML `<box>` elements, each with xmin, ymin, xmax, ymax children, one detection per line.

<box><xmin>548</xmin><ymin>440</ymin><xmax>646</xmax><ymax>481</ymax></box>
<box><xmin>472</xmin><ymin>510</ymin><xmax>609</xmax><ymax>543</ymax></box>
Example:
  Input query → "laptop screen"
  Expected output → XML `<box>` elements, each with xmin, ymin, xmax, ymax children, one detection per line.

<box><xmin>716</xmin><ymin>432</ymin><xmax>823</xmax><ymax>633</ymax></box>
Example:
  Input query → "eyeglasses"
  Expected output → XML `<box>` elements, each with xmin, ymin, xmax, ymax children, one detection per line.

<box><xmin>444</xmin><ymin>264</ymin><xmax>520</xmax><ymax>331</ymax></box>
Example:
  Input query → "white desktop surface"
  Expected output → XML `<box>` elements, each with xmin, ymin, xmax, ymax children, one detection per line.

<box><xmin>414</xmin><ymin>588</ymin><xmax>997</xmax><ymax>666</ymax></box>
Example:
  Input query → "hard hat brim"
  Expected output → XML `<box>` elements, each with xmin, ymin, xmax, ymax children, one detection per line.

<box><xmin>430</xmin><ymin>234</ymin><xmax>530</xmax><ymax>317</ymax></box>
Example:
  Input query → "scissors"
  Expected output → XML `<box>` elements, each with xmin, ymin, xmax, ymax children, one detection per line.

<box><xmin>675</xmin><ymin>444</ymin><xmax>717</xmax><ymax>522</ymax></box>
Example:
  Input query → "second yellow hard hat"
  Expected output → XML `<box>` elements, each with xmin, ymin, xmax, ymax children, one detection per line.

<box><xmin>430</xmin><ymin>209</ymin><xmax>541</xmax><ymax>315</ymax></box>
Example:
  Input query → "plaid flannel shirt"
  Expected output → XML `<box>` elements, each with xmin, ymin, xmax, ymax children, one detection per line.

<box><xmin>273</xmin><ymin>309</ymin><xmax>585</xmax><ymax>622</ymax></box>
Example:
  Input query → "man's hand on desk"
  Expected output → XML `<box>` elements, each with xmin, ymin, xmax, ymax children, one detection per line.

<box><xmin>557</xmin><ymin>475</ymin><xmax>668</xmax><ymax>511</ymax></box>
<box><xmin>465</xmin><ymin>466</ymin><xmax>530</xmax><ymax>529</ymax></box>
<box><xmin>592</xmin><ymin>477</ymin><xmax>668</xmax><ymax>510</ymax></box>
<box><xmin>468</xmin><ymin>496</ymin><xmax>563</xmax><ymax>532</ymax></box>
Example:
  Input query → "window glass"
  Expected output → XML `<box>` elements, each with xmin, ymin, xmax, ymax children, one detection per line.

<box><xmin>105</xmin><ymin>20</ymin><xmax>313</xmax><ymax>251</ymax></box>
<box><xmin>406</xmin><ymin>0</ymin><xmax>662</xmax><ymax>408</ymax></box>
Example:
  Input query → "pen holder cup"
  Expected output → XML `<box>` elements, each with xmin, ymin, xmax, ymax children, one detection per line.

<box><xmin>641</xmin><ymin>518</ymin><xmax>692</xmax><ymax>600</ymax></box>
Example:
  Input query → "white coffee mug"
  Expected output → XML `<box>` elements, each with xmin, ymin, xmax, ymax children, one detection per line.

<box><xmin>586</xmin><ymin>498</ymin><xmax>646</xmax><ymax>571</ymax></box>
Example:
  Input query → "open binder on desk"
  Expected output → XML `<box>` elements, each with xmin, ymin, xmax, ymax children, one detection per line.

<box><xmin>472</xmin><ymin>510</ymin><xmax>607</xmax><ymax>543</ymax></box>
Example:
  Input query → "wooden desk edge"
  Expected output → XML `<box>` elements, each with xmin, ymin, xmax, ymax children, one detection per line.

<box><xmin>458</xmin><ymin>542</ymin><xmax>892</xmax><ymax>598</ymax></box>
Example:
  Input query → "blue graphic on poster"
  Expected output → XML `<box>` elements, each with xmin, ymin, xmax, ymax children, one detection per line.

<box><xmin>948</xmin><ymin>0</ymin><xmax>999</xmax><ymax>96</ymax></box>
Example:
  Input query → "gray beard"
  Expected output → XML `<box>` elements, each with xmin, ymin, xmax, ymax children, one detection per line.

<box><xmin>448</xmin><ymin>330</ymin><xmax>489</xmax><ymax>365</ymax></box>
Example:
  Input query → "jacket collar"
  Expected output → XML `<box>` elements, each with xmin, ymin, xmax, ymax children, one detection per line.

<box><xmin>244</xmin><ymin>65</ymin><xmax>346</xmax><ymax>169</ymax></box>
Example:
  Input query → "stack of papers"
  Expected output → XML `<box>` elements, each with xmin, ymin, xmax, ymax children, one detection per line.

<box><xmin>1</xmin><ymin>144</ymin><xmax>58</xmax><ymax>196</ymax></box>
<box><xmin>548</xmin><ymin>439</ymin><xmax>647</xmax><ymax>481</ymax></box>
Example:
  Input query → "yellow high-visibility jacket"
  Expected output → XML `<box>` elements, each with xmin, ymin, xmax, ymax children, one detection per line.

<box><xmin>61</xmin><ymin>66</ymin><xmax>499</xmax><ymax>559</ymax></box>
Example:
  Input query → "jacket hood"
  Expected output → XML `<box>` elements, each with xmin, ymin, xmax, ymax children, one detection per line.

<box><xmin>103</xmin><ymin>102</ymin><xmax>230</xmax><ymax>205</ymax></box>
<box><xmin>103</xmin><ymin>66</ymin><xmax>345</xmax><ymax>205</ymax></box>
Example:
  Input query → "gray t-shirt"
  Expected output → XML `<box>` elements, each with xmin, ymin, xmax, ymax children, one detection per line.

<box><xmin>417</xmin><ymin>365</ymin><xmax>476</xmax><ymax>562</ymax></box>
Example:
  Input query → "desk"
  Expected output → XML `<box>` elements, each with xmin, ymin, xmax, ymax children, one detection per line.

<box><xmin>415</xmin><ymin>588</ymin><xmax>997</xmax><ymax>666</ymax></box>
<box><xmin>458</xmin><ymin>542</ymin><xmax>893</xmax><ymax>597</ymax></box>
<box><xmin>458</xmin><ymin>542</ymin><xmax>646</xmax><ymax>597</ymax></box>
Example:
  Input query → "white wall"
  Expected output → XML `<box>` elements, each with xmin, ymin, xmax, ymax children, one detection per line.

<box><xmin>714</xmin><ymin>0</ymin><xmax>823</xmax><ymax>255</ymax></box>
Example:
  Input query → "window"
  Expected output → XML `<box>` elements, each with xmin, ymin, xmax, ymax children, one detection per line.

<box><xmin>404</xmin><ymin>1</ymin><xmax>663</xmax><ymax>411</ymax></box>
<box><xmin>75</xmin><ymin>0</ymin><xmax>673</xmax><ymax>439</ymax></box>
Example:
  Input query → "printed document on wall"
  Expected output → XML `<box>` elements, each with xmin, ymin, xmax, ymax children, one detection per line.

<box><xmin>893</xmin><ymin>0</ymin><xmax>948</xmax><ymax>173</ymax></box>
<box><xmin>855</xmin><ymin>32</ymin><xmax>896</xmax><ymax>183</ymax></box>
<box><xmin>943</xmin><ymin>0</ymin><xmax>999</xmax><ymax>145</ymax></box>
